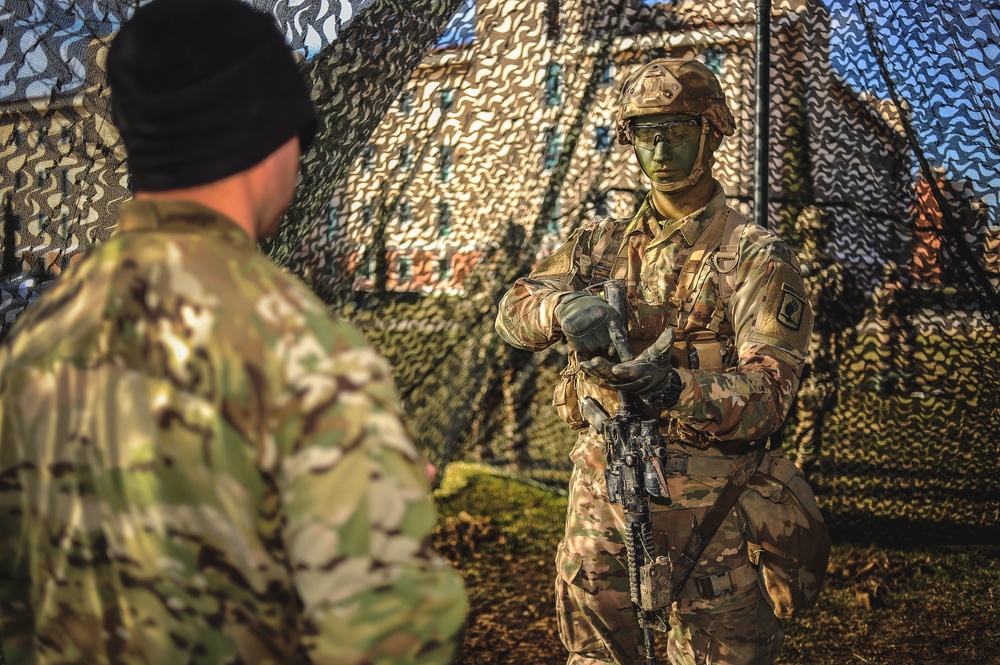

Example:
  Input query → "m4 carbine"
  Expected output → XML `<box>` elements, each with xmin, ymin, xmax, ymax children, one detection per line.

<box><xmin>580</xmin><ymin>280</ymin><xmax>673</xmax><ymax>665</ymax></box>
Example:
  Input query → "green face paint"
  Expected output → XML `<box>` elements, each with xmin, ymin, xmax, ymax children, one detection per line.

<box><xmin>631</xmin><ymin>113</ymin><xmax>707</xmax><ymax>192</ymax></box>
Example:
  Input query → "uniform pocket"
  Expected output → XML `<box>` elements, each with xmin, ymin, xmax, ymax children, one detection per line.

<box><xmin>567</xmin><ymin>433</ymin><xmax>608</xmax><ymax>483</ymax></box>
<box><xmin>554</xmin><ymin>541</ymin><xmax>594</xmax><ymax>653</ymax></box>
<box><xmin>555</xmin><ymin>540</ymin><xmax>584</xmax><ymax>585</ymax></box>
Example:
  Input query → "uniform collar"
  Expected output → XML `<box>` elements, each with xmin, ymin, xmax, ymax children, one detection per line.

<box><xmin>627</xmin><ymin>179</ymin><xmax>728</xmax><ymax>249</ymax></box>
<box><xmin>627</xmin><ymin>196</ymin><xmax>661</xmax><ymax>239</ymax></box>
<box><xmin>114</xmin><ymin>199</ymin><xmax>257</xmax><ymax>251</ymax></box>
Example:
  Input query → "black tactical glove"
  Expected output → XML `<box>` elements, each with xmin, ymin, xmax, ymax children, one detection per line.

<box><xmin>579</xmin><ymin>329</ymin><xmax>683</xmax><ymax>409</ymax></box>
<box><xmin>554</xmin><ymin>292</ymin><xmax>618</xmax><ymax>354</ymax></box>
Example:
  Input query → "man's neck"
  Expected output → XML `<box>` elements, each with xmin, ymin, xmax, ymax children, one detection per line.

<box><xmin>649</xmin><ymin>173</ymin><xmax>716</xmax><ymax>222</ymax></box>
<box><xmin>134</xmin><ymin>174</ymin><xmax>259</xmax><ymax>240</ymax></box>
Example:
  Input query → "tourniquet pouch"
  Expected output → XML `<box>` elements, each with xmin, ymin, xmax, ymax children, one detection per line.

<box><xmin>737</xmin><ymin>451</ymin><xmax>831</xmax><ymax>619</ymax></box>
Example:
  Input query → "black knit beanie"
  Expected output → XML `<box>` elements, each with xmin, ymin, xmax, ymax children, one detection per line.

<box><xmin>108</xmin><ymin>0</ymin><xmax>317</xmax><ymax>192</ymax></box>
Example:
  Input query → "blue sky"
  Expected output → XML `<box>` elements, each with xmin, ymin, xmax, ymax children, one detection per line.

<box><xmin>0</xmin><ymin>0</ymin><xmax>375</xmax><ymax>99</ymax></box>
<box><xmin>435</xmin><ymin>0</ymin><xmax>477</xmax><ymax>50</ymax></box>
<box><xmin>824</xmin><ymin>0</ymin><xmax>1000</xmax><ymax>220</ymax></box>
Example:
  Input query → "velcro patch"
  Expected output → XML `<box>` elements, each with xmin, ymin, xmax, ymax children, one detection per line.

<box><xmin>629</xmin><ymin>66</ymin><xmax>684</xmax><ymax>109</ymax></box>
<box><xmin>746</xmin><ymin>261</ymin><xmax>813</xmax><ymax>358</ymax></box>
<box><xmin>532</xmin><ymin>229</ymin><xmax>583</xmax><ymax>280</ymax></box>
<box><xmin>776</xmin><ymin>284</ymin><xmax>806</xmax><ymax>331</ymax></box>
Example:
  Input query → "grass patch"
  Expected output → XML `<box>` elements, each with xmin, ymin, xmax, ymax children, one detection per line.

<box><xmin>435</xmin><ymin>462</ymin><xmax>565</xmax><ymax>556</ymax></box>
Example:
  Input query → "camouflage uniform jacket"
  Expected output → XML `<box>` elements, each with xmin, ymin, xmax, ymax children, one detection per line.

<box><xmin>0</xmin><ymin>200</ymin><xmax>467</xmax><ymax>665</ymax></box>
<box><xmin>497</xmin><ymin>182</ymin><xmax>813</xmax><ymax>506</ymax></box>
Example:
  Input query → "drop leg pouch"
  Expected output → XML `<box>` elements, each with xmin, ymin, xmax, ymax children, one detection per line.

<box><xmin>737</xmin><ymin>452</ymin><xmax>831</xmax><ymax>620</ymax></box>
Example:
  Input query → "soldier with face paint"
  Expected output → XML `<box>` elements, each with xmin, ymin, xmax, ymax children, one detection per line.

<box><xmin>496</xmin><ymin>59</ymin><xmax>815</xmax><ymax>664</ymax></box>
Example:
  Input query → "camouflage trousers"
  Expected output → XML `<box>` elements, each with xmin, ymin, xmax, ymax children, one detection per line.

<box><xmin>555</xmin><ymin>432</ymin><xmax>783</xmax><ymax>665</ymax></box>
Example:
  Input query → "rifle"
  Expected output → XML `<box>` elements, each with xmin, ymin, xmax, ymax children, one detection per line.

<box><xmin>580</xmin><ymin>279</ymin><xmax>673</xmax><ymax>665</ymax></box>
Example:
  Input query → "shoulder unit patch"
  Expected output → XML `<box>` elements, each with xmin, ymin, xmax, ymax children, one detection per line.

<box><xmin>776</xmin><ymin>284</ymin><xmax>807</xmax><ymax>331</ymax></box>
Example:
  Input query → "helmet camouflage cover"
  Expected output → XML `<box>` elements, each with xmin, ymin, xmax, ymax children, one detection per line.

<box><xmin>616</xmin><ymin>58</ymin><xmax>736</xmax><ymax>145</ymax></box>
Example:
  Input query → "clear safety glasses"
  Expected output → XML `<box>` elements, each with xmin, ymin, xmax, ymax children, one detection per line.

<box><xmin>630</xmin><ymin>118</ymin><xmax>702</xmax><ymax>149</ymax></box>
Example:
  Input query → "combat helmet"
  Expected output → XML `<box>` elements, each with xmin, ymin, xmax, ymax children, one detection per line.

<box><xmin>616</xmin><ymin>58</ymin><xmax>735</xmax><ymax>192</ymax></box>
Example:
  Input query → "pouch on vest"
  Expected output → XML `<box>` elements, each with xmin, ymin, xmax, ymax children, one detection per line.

<box><xmin>737</xmin><ymin>452</ymin><xmax>831</xmax><ymax>619</ymax></box>
<box><xmin>552</xmin><ymin>359</ymin><xmax>587</xmax><ymax>430</ymax></box>
<box><xmin>668</xmin><ymin>336</ymin><xmax>726</xmax><ymax>371</ymax></box>
<box><xmin>682</xmin><ymin>330</ymin><xmax>726</xmax><ymax>370</ymax></box>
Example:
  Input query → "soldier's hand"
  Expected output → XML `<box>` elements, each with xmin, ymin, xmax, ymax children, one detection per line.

<box><xmin>580</xmin><ymin>329</ymin><xmax>680</xmax><ymax>403</ymax></box>
<box><xmin>554</xmin><ymin>292</ymin><xmax>618</xmax><ymax>354</ymax></box>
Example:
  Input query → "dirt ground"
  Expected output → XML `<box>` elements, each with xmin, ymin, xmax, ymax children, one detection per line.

<box><xmin>432</xmin><ymin>506</ymin><xmax>566</xmax><ymax>664</ymax></box>
<box><xmin>432</xmin><ymin>463</ymin><xmax>1000</xmax><ymax>665</ymax></box>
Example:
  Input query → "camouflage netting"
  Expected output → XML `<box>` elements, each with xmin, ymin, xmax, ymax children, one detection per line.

<box><xmin>2</xmin><ymin>0</ymin><xmax>998</xmax><ymax>543</ymax></box>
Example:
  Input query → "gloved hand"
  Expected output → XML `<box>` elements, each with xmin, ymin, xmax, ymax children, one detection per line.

<box><xmin>579</xmin><ymin>329</ymin><xmax>683</xmax><ymax>408</ymax></box>
<box><xmin>554</xmin><ymin>292</ymin><xmax>618</xmax><ymax>354</ymax></box>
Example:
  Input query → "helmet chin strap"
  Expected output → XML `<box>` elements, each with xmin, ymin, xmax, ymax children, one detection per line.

<box><xmin>648</xmin><ymin>122</ymin><xmax>711</xmax><ymax>194</ymax></box>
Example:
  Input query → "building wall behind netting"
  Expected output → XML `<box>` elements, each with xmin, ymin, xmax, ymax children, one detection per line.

<box><xmin>2</xmin><ymin>0</ymin><xmax>999</xmax><ymax>542</ymax></box>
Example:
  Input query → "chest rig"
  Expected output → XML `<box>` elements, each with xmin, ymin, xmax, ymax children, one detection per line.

<box><xmin>588</xmin><ymin>208</ymin><xmax>748</xmax><ymax>371</ymax></box>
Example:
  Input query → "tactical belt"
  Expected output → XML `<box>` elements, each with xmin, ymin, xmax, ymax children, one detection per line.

<box><xmin>587</xmin><ymin>426</ymin><xmax>756</xmax><ymax>479</ymax></box>
<box><xmin>658</xmin><ymin>452</ymin><xmax>743</xmax><ymax>478</ymax></box>
<box><xmin>676</xmin><ymin>562</ymin><xmax>759</xmax><ymax>599</ymax></box>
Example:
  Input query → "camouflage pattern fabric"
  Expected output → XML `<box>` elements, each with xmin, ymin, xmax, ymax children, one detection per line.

<box><xmin>497</xmin><ymin>181</ymin><xmax>813</xmax><ymax>664</ymax></box>
<box><xmin>556</xmin><ymin>432</ymin><xmax>784</xmax><ymax>665</ymax></box>
<box><xmin>0</xmin><ymin>199</ymin><xmax>466</xmax><ymax>665</ymax></box>
<box><xmin>4</xmin><ymin>0</ymin><xmax>999</xmax><ymax>543</ymax></box>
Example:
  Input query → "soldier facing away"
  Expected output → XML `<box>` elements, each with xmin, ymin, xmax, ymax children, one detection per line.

<box><xmin>0</xmin><ymin>0</ymin><xmax>466</xmax><ymax>663</ymax></box>
<box><xmin>496</xmin><ymin>59</ymin><xmax>817</xmax><ymax>664</ymax></box>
